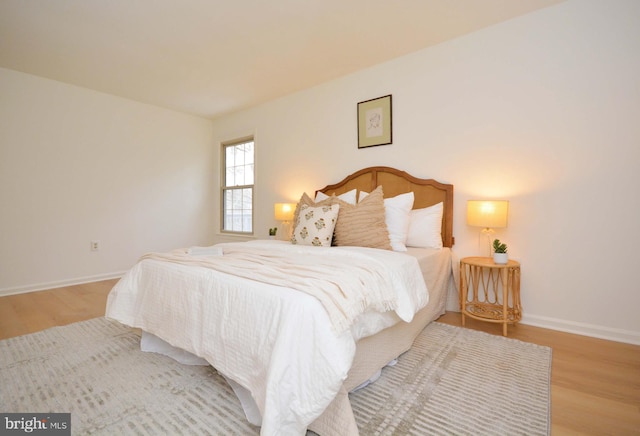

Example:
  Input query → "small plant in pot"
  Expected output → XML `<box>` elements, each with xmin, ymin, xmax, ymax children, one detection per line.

<box><xmin>268</xmin><ymin>227</ymin><xmax>278</xmax><ymax>238</ymax></box>
<box><xmin>492</xmin><ymin>239</ymin><xmax>508</xmax><ymax>264</ymax></box>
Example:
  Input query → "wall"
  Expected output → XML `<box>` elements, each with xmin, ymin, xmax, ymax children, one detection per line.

<box><xmin>0</xmin><ymin>68</ymin><xmax>215</xmax><ymax>294</ymax></box>
<box><xmin>211</xmin><ymin>0</ymin><xmax>640</xmax><ymax>343</ymax></box>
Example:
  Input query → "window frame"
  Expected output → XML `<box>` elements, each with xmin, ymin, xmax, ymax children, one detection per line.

<box><xmin>220</xmin><ymin>137</ymin><xmax>255</xmax><ymax>235</ymax></box>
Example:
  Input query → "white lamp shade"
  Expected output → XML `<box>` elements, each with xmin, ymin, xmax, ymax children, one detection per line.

<box><xmin>467</xmin><ymin>200</ymin><xmax>509</xmax><ymax>228</ymax></box>
<box><xmin>274</xmin><ymin>203</ymin><xmax>295</xmax><ymax>221</ymax></box>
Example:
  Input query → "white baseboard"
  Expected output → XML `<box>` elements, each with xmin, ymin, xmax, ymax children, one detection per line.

<box><xmin>447</xmin><ymin>305</ymin><xmax>639</xmax><ymax>345</ymax></box>
<box><xmin>0</xmin><ymin>271</ymin><xmax>126</xmax><ymax>298</ymax></box>
<box><xmin>521</xmin><ymin>313</ymin><xmax>640</xmax><ymax>346</ymax></box>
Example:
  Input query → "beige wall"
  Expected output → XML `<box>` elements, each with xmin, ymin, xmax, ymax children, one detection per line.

<box><xmin>0</xmin><ymin>68</ymin><xmax>215</xmax><ymax>293</ymax></box>
<box><xmin>210</xmin><ymin>0</ymin><xmax>640</xmax><ymax>342</ymax></box>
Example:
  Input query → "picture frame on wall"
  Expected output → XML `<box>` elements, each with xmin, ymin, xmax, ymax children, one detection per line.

<box><xmin>357</xmin><ymin>94</ymin><xmax>392</xmax><ymax>148</ymax></box>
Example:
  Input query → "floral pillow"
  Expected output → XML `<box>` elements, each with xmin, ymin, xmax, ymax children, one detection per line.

<box><xmin>291</xmin><ymin>192</ymin><xmax>337</xmax><ymax>233</ymax></box>
<box><xmin>291</xmin><ymin>203</ymin><xmax>340</xmax><ymax>247</ymax></box>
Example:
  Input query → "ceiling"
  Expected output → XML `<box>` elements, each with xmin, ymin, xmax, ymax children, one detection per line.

<box><xmin>0</xmin><ymin>0</ymin><xmax>563</xmax><ymax>119</ymax></box>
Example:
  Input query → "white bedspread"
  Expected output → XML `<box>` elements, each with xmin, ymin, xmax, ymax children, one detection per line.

<box><xmin>105</xmin><ymin>240</ymin><xmax>429</xmax><ymax>436</ymax></box>
<box><xmin>140</xmin><ymin>242</ymin><xmax>422</xmax><ymax>333</ymax></box>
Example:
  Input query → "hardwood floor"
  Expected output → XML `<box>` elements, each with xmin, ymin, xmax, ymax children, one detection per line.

<box><xmin>0</xmin><ymin>279</ymin><xmax>118</xmax><ymax>340</ymax></box>
<box><xmin>1</xmin><ymin>280</ymin><xmax>638</xmax><ymax>435</ymax></box>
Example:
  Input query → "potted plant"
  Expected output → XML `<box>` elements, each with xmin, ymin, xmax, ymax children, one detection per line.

<box><xmin>492</xmin><ymin>239</ymin><xmax>508</xmax><ymax>264</ymax></box>
<box><xmin>268</xmin><ymin>227</ymin><xmax>278</xmax><ymax>239</ymax></box>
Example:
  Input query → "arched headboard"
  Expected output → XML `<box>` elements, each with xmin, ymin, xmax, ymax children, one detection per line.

<box><xmin>317</xmin><ymin>166</ymin><xmax>454</xmax><ymax>247</ymax></box>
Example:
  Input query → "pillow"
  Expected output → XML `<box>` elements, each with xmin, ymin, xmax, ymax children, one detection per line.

<box><xmin>291</xmin><ymin>203</ymin><xmax>340</xmax><ymax>246</ymax></box>
<box><xmin>333</xmin><ymin>186</ymin><xmax>391</xmax><ymax>250</ymax></box>
<box><xmin>315</xmin><ymin>188</ymin><xmax>357</xmax><ymax>205</ymax></box>
<box><xmin>406</xmin><ymin>202</ymin><xmax>444</xmax><ymax>249</ymax></box>
<box><xmin>291</xmin><ymin>192</ymin><xmax>337</xmax><ymax>233</ymax></box>
<box><xmin>359</xmin><ymin>190</ymin><xmax>414</xmax><ymax>252</ymax></box>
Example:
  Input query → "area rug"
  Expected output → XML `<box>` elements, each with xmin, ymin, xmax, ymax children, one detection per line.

<box><xmin>350</xmin><ymin>322</ymin><xmax>551</xmax><ymax>435</ymax></box>
<box><xmin>0</xmin><ymin>318</ymin><xmax>551</xmax><ymax>435</ymax></box>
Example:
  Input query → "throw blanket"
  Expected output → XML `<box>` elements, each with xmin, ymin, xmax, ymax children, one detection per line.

<box><xmin>141</xmin><ymin>243</ymin><xmax>412</xmax><ymax>333</ymax></box>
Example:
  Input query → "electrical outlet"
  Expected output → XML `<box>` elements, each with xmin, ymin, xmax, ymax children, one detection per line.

<box><xmin>91</xmin><ymin>240</ymin><xmax>100</xmax><ymax>251</ymax></box>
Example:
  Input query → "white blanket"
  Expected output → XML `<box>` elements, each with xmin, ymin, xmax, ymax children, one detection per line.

<box><xmin>141</xmin><ymin>243</ymin><xmax>419</xmax><ymax>333</ymax></box>
<box><xmin>106</xmin><ymin>240</ymin><xmax>428</xmax><ymax>436</ymax></box>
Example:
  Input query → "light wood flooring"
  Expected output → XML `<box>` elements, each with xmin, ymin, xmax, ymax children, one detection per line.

<box><xmin>1</xmin><ymin>280</ymin><xmax>638</xmax><ymax>435</ymax></box>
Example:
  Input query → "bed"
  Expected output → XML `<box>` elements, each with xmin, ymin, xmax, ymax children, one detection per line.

<box><xmin>106</xmin><ymin>166</ymin><xmax>455</xmax><ymax>436</ymax></box>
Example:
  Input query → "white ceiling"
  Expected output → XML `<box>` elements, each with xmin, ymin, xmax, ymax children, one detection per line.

<box><xmin>0</xmin><ymin>0</ymin><xmax>563</xmax><ymax>119</ymax></box>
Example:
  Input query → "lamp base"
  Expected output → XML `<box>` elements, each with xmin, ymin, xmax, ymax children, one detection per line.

<box><xmin>480</xmin><ymin>228</ymin><xmax>495</xmax><ymax>257</ymax></box>
<box><xmin>279</xmin><ymin>221</ymin><xmax>292</xmax><ymax>241</ymax></box>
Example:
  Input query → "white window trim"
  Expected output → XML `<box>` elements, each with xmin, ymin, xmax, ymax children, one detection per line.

<box><xmin>221</xmin><ymin>137</ymin><xmax>255</xmax><ymax>235</ymax></box>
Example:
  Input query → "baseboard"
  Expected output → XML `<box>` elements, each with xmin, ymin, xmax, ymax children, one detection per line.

<box><xmin>0</xmin><ymin>271</ymin><xmax>126</xmax><ymax>297</ymax></box>
<box><xmin>446</xmin><ymin>304</ymin><xmax>639</xmax><ymax>345</ymax></box>
<box><xmin>521</xmin><ymin>313</ymin><xmax>640</xmax><ymax>346</ymax></box>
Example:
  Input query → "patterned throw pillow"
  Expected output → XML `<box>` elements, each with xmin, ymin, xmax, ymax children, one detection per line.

<box><xmin>333</xmin><ymin>185</ymin><xmax>392</xmax><ymax>250</ymax></box>
<box><xmin>291</xmin><ymin>203</ymin><xmax>340</xmax><ymax>247</ymax></box>
<box><xmin>360</xmin><ymin>190</ymin><xmax>414</xmax><ymax>251</ymax></box>
<box><xmin>291</xmin><ymin>192</ymin><xmax>338</xmax><ymax>233</ymax></box>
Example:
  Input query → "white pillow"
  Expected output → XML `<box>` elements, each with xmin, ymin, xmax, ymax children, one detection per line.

<box><xmin>406</xmin><ymin>202</ymin><xmax>444</xmax><ymax>249</ymax></box>
<box><xmin>291</xmin><ymin>203</ymin><xmax>340</xmax><ymax>247</ymax></box>
<box><xmin>359</xmin><ymin>190</ymin><xmax>414</xmax><ymax>252</ymax></box>
<box><xmin>315</xmin><ymin>189</ymin><xmax>357</xmax><ymax>205</ymax></box>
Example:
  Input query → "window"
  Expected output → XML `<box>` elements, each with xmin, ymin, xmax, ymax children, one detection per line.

<box><xmin>222</xmin><ymin>138</ymin><xmax>254</xmax><ymax>234</ymax></box>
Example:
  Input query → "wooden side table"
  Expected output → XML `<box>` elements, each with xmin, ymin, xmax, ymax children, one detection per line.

<box><xmin>459</xmin><ymin>257</ymin><xmax>522</xmax><ymax>336</ymax></box>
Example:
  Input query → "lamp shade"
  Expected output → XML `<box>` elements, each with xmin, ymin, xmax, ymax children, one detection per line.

<box><xmin>467</xmin><ymin>200</ymin><xmax>509</xmax><ymax>229</ymax></box>
<box><xmin>274</xmin><ymin>203</ymin><xmax>295</xmax><ymax>221</ymax></box>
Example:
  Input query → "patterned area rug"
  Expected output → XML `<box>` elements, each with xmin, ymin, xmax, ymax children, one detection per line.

<box><xmin>350</xmin><ymin>322</ymin><xmax>551</xmax><ymax>435</ymax></box>
<box><xmin>0</xmin><ymin>318</ymin><xmax>551</xmax><ymax>435</ymax></box>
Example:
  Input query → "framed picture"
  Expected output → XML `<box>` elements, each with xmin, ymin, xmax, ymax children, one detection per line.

<box><xmin>357</xmin><ymin>94</ymin><xmax>392</xmax><ymax>148</ymax></box>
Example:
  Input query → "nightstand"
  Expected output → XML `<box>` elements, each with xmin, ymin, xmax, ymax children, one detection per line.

<box><xmin>459</xmin><ymin>257</ymin><xmax>522</xmax><ymax>336</ymax></box>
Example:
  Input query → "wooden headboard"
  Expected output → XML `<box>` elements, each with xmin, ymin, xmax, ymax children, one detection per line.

<box><xmin>317</xmin><ymin>166</ymin><xmax>454</xmax><ymax>247</ymax></box>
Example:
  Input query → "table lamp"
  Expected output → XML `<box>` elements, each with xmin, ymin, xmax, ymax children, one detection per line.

<box><xmin>467</xmin><ymin>200</ymin><xmax>509</xmax><ymax>256</ymax></box>
<box><xmin>274</xmin><ymin>203</ymin><xmax>295</xmax><ymax>240</ymax></box>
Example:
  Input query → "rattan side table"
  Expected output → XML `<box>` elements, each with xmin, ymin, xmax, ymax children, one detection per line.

<box><xmin>459</xmin><ymin>256</ymin><xmax>522</xmax><ymax>336</ymax></box>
